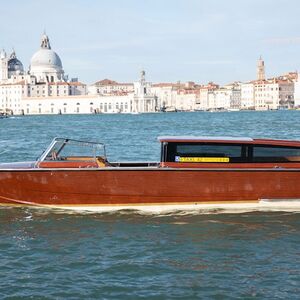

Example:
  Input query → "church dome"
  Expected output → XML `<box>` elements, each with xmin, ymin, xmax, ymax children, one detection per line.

<box><xmin>30</xmin><ymin>48</ymin><xmax>62</xmax><ymax>70</ymax></box>
<box><xmin>29</xmin><ymin>34</ymin><xmax>64</xmax><ymax>82</ymax></box>
<box><xmin>8</xmin><ymin>51</ymin><xmax>24</xmax><ymax>74</ymax></box>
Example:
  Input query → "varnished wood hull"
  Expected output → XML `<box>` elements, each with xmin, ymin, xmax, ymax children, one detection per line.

<box><xmin>0</xmin><ymin>168</ymin><xmax>300</xmax><ymax>210</ymax></box>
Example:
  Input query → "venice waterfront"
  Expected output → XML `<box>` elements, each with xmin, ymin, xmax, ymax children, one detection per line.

<box><xmin>0</xmin><ymin>111</ymin><xmax>299</xmax><ymax>299</ymax></box>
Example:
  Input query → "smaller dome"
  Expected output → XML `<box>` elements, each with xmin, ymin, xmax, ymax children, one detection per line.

<box><xmin>8</xmin><ymin>57</ymin><xmax>24</xmax><ymax>73</ymax></box>
<box><xmin>8</xmin><ymin>51</ymin><xmax>24</xmax><ymax>74</ymax></box>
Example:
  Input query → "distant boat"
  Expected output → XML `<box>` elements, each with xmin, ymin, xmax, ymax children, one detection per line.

<box><xmin>0</xmin><ymin>112</ymin><xmax>9</xmax><ymax>119</ymax></box>
<box><xmin>164</xmin><ymin>107</ymin><xmax>177</xmax><ymax>112</ymax></box>
<box><xmin>0</xmin><ymin>136</ymin><xmax>300</xmax><ymax>212</ymax></box>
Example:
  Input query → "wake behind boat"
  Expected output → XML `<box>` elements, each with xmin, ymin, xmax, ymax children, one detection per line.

<box><xmin>0</xmin><ymin>136</ymin><xmax>300</xmax><ymax>212</ymax></box>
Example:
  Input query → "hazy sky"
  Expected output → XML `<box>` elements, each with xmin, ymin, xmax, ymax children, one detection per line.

<box><xmin>1</xmin><ymin>0</ymin><xmax>300</xmax><ymax>84</ymax></box>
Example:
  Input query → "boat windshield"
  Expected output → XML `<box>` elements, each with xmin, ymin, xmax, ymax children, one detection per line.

<box><xmin>38</xmin><ymin>138</ymin><xmax>106</xmax><ymax>162</ymax></box>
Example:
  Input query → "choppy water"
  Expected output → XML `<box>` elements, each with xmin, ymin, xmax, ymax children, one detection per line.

<box><xmin>0</xmin><ymin>111</ymin><xmax>300</xmax><ymax>299</ymax></box>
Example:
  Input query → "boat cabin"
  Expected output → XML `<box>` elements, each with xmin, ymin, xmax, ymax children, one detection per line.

<box><xmin>35</xmin><ymin>136</ymin><xmax>300</xmax><ymax>169</ymax></box>
<box><xmin>159</xmin><ymin>136</ymin><xmax>300</xmax><ymax>168</ymax></box>
<box><xmin>36</xmin><ymin>138</ymin><xmax>157</xmax><ymax>168</ymax></box>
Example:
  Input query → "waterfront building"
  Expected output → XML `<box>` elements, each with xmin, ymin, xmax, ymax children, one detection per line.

<box><xmin>0</xmin><ymin>34</ymin><xmax>88</xmax><ymax>115</ymax></box>
<box><xmin>253</xmin><ymin>79</ymin><xmax>294</xmax><ymax>110</ymax></box>
<box><xmin>22</xmin><ymin>94</ymin><xmax>133</xmax><ymax>115</ymax></box>
<box><xmin>240</xmin><ymin>82</ymin><xmax>255</xmax><ymax>109</ymax></box>
<box><xmin>223</xmin><ymin>82</ymin><xmax>242</xmax><ymax>109</ymax></box>
<box><xmin>0</xmin><ymin>35</ymin><xmax>299</xmax><ymax>114</ymax></box>
<box><xmin>213</xmin><ymin>88</ymin><xmax>231</xmax><ymax>110</ymax></box>
<box><xmin>0</xmin><ymin>34</ymin><xmax>158</xmax><ymax>115</ymax></box>
<box><xmin>133</xmin><ymin>71</ymin><xmax>158</xmax><ymax>113</ymax></box>
<box><xmin>151</xmin><ymin>82</ymin><xmax>179</xmax><ymax>110</ymax></box>
<box><xmin>294</xmin><ymin>74</ymin><xmax>300</xmax><ymax>108</ymax></box>
<box><xmin>88</xmin><ymin>79</ymin><xmax>134</xmax><ymax>95</ymax></box>
<box><xmin>173</xmin><ymin>82</ymin><xmax>201</xmax><ymax>111</ymax></box>
<box><xmin>150</xmin><ymin>81</ymin><xmax>204</xmax><ymax>112</ymax></box>
<box><xmin>194</xmin><ymin>82</ymin><xmax>219</xmax><ymax>110</ymax></box>
<box><xmin>203</xmin><ymin>85</ymin><xmax>240</xmax><ymax>111</ymax></box>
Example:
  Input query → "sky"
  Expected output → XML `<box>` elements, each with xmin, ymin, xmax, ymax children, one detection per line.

<box><xmin>1</xmin><ymin>0</ymin><xmax>300</xmax><ymax>84</ymax></box>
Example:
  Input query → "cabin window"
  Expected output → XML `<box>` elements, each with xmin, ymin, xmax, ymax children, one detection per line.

<box><xmin>165</xmin><ymin>143</ymin><xmax>245</xmax><ymax>163</ymax></box>
<box><xmin>252</xmin><ymin>146</ymin><xmax>300</xmax><ymax>162</ymax></box>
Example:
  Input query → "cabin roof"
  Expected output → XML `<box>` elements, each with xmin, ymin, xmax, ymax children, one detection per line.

<box><xmin>157</xmin><ymin>136</ymin><xmax>300</xmax><ymax>146</ymax></box>
<box><xmin>158</xmin><ymin>136</ymin><xmax>253</xmax><ymax>142</ymax></box>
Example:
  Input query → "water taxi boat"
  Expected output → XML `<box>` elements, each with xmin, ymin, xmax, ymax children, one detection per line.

<box><xmin>0</xmin><ymin>136</ymin><xmax>300</xmax><ymax>212</ymax></box>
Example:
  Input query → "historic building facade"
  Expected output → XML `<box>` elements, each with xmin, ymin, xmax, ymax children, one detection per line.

<box><xmin>0</xmin><ymin>39</ymin><xmax>298</xmax><ymax>114</ymax></box>
<box><xmin>0</xmin><ymin>34</ymin><xmax>158</xmax><ymax>115</ymax></box>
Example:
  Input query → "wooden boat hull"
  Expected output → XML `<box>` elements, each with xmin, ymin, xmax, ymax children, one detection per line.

<box><xmin>0</xmin><ymin>167</ymin><xmax>300</xmax><ymax>211</ymax></box>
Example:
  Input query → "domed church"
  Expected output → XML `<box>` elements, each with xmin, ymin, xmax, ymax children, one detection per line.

<box><xmin>8</xmin><ymin>50</ymin><xmax>24</xmax><ymax>77</ymax></box>
<box><xmin>29</xmin><ymin>34</ymin><xmax>64</xmax><ymax>83</ymax></box>
<box><xmin>0</xmin><ymin>49</ymin><xmax>25</xmax><ymax>81</ymax></box>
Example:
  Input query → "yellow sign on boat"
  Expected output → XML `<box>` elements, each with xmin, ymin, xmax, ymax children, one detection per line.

<box><xmin>176</xmin><ymin>156</ymin><xmax>230</xmax><ymax>163</ymax></box>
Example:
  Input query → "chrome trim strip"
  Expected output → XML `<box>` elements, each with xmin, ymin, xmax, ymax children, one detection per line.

<box><xmin>0</xmin><ymin>167</ymin><xmax>300</xmax><ymax>172</ymax></box>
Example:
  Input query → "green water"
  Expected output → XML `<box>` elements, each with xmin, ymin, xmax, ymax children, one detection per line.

<box><xmin>0</xmin><ymin>111</ymin><xmax>299</xmax><ymax>299</ymax></box>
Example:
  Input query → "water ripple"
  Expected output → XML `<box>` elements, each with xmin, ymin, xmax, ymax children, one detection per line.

<box><xmin>0</xmin><ymin>112</ymin><xmax>300</xmax><ymax>298</ymax></box>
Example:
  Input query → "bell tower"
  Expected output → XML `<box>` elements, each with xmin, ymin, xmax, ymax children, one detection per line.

<box><xmin>257</xmin><ymin>56</ymin><xmax>265</xmax><ymax>81</ymax></box>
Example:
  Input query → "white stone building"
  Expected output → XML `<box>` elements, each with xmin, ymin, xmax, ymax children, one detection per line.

<box><xmin>29</xmin><ymin>34</ymin><xmax>64</xmax><ymax>83</ymax></box>
<box><xmin>88</xmin><ymin>79</ymin><xmax>134</xmax><ymax>95</ymax></box>
<box><xmin>194</xmin><ymin>82</ymin><xmax>219</xmax><ymax>110</ymax></box>
<box><xmin>150</xmin><ymin>83</ymin><xmax>178</xmax><ymax>110</ymax></box>
<box><xmin>241</xmin><ymin>82</ymin><xmax>255</xmax><ymax>109</ymax></box>
<box><xmin>22</xmin><ymin>94</ymin><xmax>133</xmax><ymax>115</ymax></box>
<box><xmin>133</xmin><ymin>71</ymin><xmax>158</xmax><ymax>113</ymax></box>
<box><xmin>0</xmin><ymin>34</ymin><xmax>158</xmax><ymax>115</ymax></box>
<box><xmin>294</xmin><ymin>74</ymin><xmax>300</xmax><ymax>107</ymax></box>
<box><xmin>175</xmin><ymin>90</ymin><xmax>197</xmax><ymax>111</ymax></box>
<box><xmin>254</xmin><ymin>79</ymin><xmax>294</xmax><ymax>110</ymax></box>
